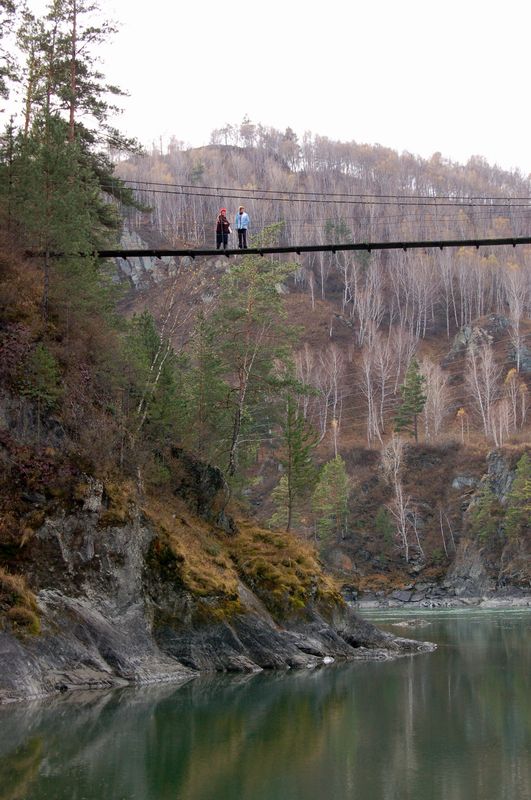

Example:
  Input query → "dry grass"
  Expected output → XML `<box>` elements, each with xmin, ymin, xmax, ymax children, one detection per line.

<box><xmin>143</xmin><ymin>497</ymin><xmax>240</xmax><ymax>601</ymax></box>
<box><xmin>143</xmin><ymin>493</ymin><xmax>342</xmax><ymax>621</ymax></box>
<box><xmin>355</xmin><ymin>572</ymin><xmax>410</xmax><ymax>593</ymax></box>
<box><xmin>0</xmin><ymin>567</ymin><xmax>40</xmax><ymax>635</ymax></box>
<box><xmin>98</xmin><ymin>479</ymin><xmax>136</xmax><ymax>528</ymax></box>
<box><xmin>229</xmin><ymin>521</ymin><xmax>342</xmax><ymax>618</ymax></box>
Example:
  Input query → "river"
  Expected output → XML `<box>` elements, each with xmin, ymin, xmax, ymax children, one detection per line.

<box><xmin>0</xmin><ymin>609</ymin><xmax>530</xmax><ymax>800</ymax></box>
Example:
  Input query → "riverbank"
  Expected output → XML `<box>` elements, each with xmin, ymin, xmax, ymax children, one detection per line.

<box><xmin>0</xmin><ymin>476</ymin><xmax>436</xmax><ymax>705</ymax></box>
<box><xmin>0</xmin><ymin>441</ymin><xmax>439</xmax><ymax>706</ymax></box>
<box><xmin>353</xmin><ymin>593</ymin><xmax>531</xmax><ymax>611</ymax></box>
<box><xmin>0</xmin><ymin>596</ymin><xmax>437</xmax><ymax>705</ymax></box>
<box><xmin>1</xmin><ymin>610</ymin><xmax>529</xmax><ymax>800</ymax></box>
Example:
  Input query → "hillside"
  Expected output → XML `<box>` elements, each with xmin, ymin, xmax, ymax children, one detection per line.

<box><xmin>113</xmin><ymin>129</ymin><xmax>531</xmax><ymax>600</ymax></box>
<box><xmin>0</xmin><ymin>74</ymin><xmax>529</xmax><ymax>701</ymax></box>
<box><xmin>0</xmin><ymin>243</ymin><xmax>439</xmax><ymax>704</ymax></box>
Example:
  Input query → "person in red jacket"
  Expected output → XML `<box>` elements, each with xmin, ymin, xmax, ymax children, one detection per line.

<box><xmin>216</xmin><ymin>208</ymin><xmax>231</xmax><ymax>249</ymax></box>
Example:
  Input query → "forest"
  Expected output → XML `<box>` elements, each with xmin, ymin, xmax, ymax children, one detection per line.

<box><xmin>0</xmin><ymin>0</ymin><xmax>529</xmax><ymax>599</ymax></box>
<box><xmin>0</xmin><ymin>6</ymin><xmax>530</xmax><ymax>800</ymax></box>
<box><xmin>112</xmin><ymin>120</ymin><xmax>531</xmax><ymax>569</ymax></box>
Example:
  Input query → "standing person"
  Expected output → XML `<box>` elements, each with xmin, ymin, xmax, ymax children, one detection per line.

<box><xmin>216</xmin><ymin>208</ymin><xmax>231</xmax><ymax>250</ymax></box>
<box><xmin>235</xmin><ymin>205</ymin><xmax>250</xmax><ymax>249</ymax></box>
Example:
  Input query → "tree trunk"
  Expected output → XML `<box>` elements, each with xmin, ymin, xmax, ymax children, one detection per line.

<box><xmin>42</xmin><ymin>250</ymin><xmax>50</xmax><ymax>322</ymax></box>
<box><xmin>69</xmin><ymin>0</ymin><xmax>77</xmax><ymax>142</ymax></box>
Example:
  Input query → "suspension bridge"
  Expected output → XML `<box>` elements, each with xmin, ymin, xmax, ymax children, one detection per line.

<box><xmin>31</xmin><ymin>236</ymin><xmax>531</xmax><ymax>260</ymax></box>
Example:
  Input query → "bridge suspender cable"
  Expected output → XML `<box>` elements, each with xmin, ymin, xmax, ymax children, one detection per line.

<box><xmin>29</xmin><ymin>236</ymin><xmax>531</xmax><ymax>259</ymax></box>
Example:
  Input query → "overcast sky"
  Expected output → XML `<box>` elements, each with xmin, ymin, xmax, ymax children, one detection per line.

<box><xmin>19</xmin><ymin>0</ymin><xmax>531</xmax><ymax>177</ymax></box>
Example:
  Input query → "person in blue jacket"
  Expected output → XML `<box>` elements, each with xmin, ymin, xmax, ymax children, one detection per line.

<box><xmin>235</xmin><ymin>205</ymin><xmax>250</xmax><ymax>249</ymax></box>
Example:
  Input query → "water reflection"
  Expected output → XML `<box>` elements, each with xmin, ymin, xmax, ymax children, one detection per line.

<box><xmin>0</xmin><ymin>611</ymin><xmax>530</xmax><ymax>800</ymax></box>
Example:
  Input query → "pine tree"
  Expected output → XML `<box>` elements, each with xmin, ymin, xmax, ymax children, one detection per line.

<box><xmin>125</xmin><ymin>311</ymin><xmax>186</xmax><ymax>445</ymax></box>
<box><xmin>185</xmin><ymin>310</ymin><xmax>231</xmax><ymax>464</ymax></box>
<box><xmin>12</xmin><ymin>0</ymin><xmax>139</xmax><ymax>210</ymax></box>
<box><xmin>1</xmin><ymin>0</ymin><xmax>139</xmax><ymax>321</ymax></box>
<box><xmin>16</xmin><ymin>0</ymin><xmax>127</xmax><ymax>145</ymax></box>
<box><xmin>0</xmin><ymin>0</ymin><xmax>17</xmax><ymax>100</ymax></box>
<box><xmin>504</xmin><ymin>453</ymin><xmax>531</xmax><ymax>540</ymax></box>
<box><xmin>12</xmin><ymin>115</ymin><xmax>104</xmax><ymax>249</ymax></box>
<box><xmin>6</xmin><ymin>114</ymin><xmax>110</xmax><ymax>319</ymax></box>
<box><xmin>375</xmin><ymin>506</ymin><xmax>395</xmax><ymax>547</ymax></box>
<box><xmin>324</xmin><ymin>218</ymin><xmax>352</xmax><ymax>244</ymax></box>
<box><xmin>15</xmin><ymin>7</ymin><xmax>48</xmax><ymax>135</ymax></box>
<box><xmin>312</xmin><ymin>456</ymin><xmax>350</xmax><ymax>544</ymax></box>
<box><xmin>270</xmin><ymin>387</ymin><xmax>317</xmax><ymax>531</ymax></box>
<box><xmin>283</xmin><ymin>393</ymin><xmax>317</xmax><ymax>531</ymax></box>
<box><xmin>467</xmin><ymin>482</ymin><xmax>502</xmax><ymax>542</ymax></box>
<box><xmin>394</xmin><ymin>358</ymin><xmax>427</xmax><ymax>444</ymax></box>
<box><xmin>269</xmin><ymin>475</ymin><xmax>290</xmax><ymax>530</ymax></box>
<box><xmin>209</xmin><ymin>229</ymin><xmax>297</xmax><ymax>478</ymax></box>
<box><xmin>21</xmin><ymin>342</ymin><xmax>62</xmax><ymax>408</ymax></box>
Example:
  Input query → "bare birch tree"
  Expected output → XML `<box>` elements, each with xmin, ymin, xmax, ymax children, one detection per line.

<box><xmin>372</xmin><ymin>332</ymin><xmax>395</xmax><ymax>432</ymax></box>
<box><xmin>360</xmin><ymin>344</ymin><xmax>383</xmax><ymax>445</ymax></box>
<box><xmin>504</xmin><ymin>368</ymin><xmax>525</xmax><ymax>431</ymax></box>
<box><xmin>295</xmin><ymin>343</ymin><xmax>316</xmax><ymax>419</ymax></box>
<box><xmin>314</xmin><ymin>344</ymin><xmax>345</xmax><ymax>445</ymax></box>
<box><xmin>504</xmin><ymin>263</ymin><xmax>530</xmax><ymax>373</ymax></box>
<box><xmin>490</xmin><ymin>398</ymin><xmax>510</xmax><ymax>447</ymax></box>
<box><xmin>381</xmin><ymin>435</ymin><xmax>414</xmax><ymax>562</ymax></box>
<box><xmin>134</xmin><ymin>277</ymin><xmax>194</xmax><ymax>436</ymax></box>
<box><xmin>466</xmin><ymin>343</ymin><xmax>501</xmax><ymax>441</ymax></box>
<box><xmin>420</xmin><ymin>358</ymin><xmax>450</xmax><ymax>441</ymax></box>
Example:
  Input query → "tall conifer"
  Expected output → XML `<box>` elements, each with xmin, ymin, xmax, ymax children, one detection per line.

<box><xmin>312</xmin><ymin>456</ymin><xmax>350</xmax><ymax>543</ymax></box>
<box><xmin>394</xmin><ymin>358</ymin><xmax>427</xmax><ymax>444</ymax></box>
<box><xmin>270</xmin><ymin>386</ymin><xmax>317</xmax><ymax>531</ymax></box>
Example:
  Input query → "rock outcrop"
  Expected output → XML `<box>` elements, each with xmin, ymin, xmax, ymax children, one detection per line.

<box><xmin>353</xmin><ymin>448</ymin><xmax>530</xmax><ymax>608</ymax></box>
<box><xmin>0</xmin><ymin>458</ymin><xmax>435</xmax><ymax>704</ymax></box>
<box><xmin>443</xmin><ymin>539</ymin><xmax>496</xmax><ymax>597</ymax></box>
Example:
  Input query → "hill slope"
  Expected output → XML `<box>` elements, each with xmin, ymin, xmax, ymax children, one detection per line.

<box><xmin>114</xmin><ymin>132</ymin><xmax>530</xmax><ymax>599</ymax></box>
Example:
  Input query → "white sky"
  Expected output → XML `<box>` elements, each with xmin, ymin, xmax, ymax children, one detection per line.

<box><xmin>15</xmin><ymin>0</ymin><xmax>531</xmax><ymax>176</ymax></box>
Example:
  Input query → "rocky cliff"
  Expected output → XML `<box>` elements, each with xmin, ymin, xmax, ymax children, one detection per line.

<box><xmin>351</xmin><ymin>447</ymin><xmax>530</xmax><ymax>608</ymax></box>
<box><xmin>0</xmin><ymin>449</ymin><xmax>435</xmax><ymax>705</ymax></box>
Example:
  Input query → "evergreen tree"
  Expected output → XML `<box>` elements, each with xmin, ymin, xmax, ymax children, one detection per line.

<box><xmin>375</xmin><ymin>506</ymin><xmax>395</xmax><ymax>547</ymax></box>
<box><xmin>312</xmin><ymin>455</ymin><xmax>350</xmax><ymax>544</ymax></box>
<box><xmin>208</xmin><ymin>228</ymin><xmax>297</xmax><ymax>478</ymax></box>
<box><xmin>11</xmin><ymin>115</ymin><xmax>105</xmax><ymax>250</ymax></box>
<box><xmin>270</xmin><ymin>386</ymin><xmax>317</xmax><ymax>531</ymax></box>
<box><xmin>4</xmin><ymin>114</ymin><xmax>112</xmax><ymax>318</ymax></box>
<box><xmin>467</xmin><ymin>482</ymin><xmax>502</xmax><ymax>542</ymax></box>
<box><xmin>20</xmin><ymin>342</ymin><xmax>62</xmax><ymax>442</ymax></box>
<box><xmin>394</xmin><ymin>358</ymin><xmax>427</xmax><ymax>444</ymax></box>
<box><xmin>125</xmin><ymin>311</ymin><xmax>186</xmax><ymax>445</ymax></box>
<box><xmin>0</xmin><ymin>1</ymin><xmax>17</xmax><ymax>100</ymax></box>
<box><xmin>282</xmin><ymin>392</ymin><xmax>317</xmax><ymax>531</ymax></box>
<box><xmin>324</xmin><ymin>218</ymin><xmax>352</xmax><ymax>244</ymax></box>
<box><xmin>12</xmin><ymin>0</ymin><xmax>139</xmax><ymax>207</ymax></box>
<box><xmin>16</xmin><ymin>0</ymin><xmax>128</xmax><ymax>145</ymax></box>
<box><xmin>504</xmin><ymin>453</ymin><xmax>531</xmax><ymax>540</ymax></box>
<box><xmin>269</xmin><ymin>475</ymin><xmax>290</xmax><ymax>530</ymax></box>
<box><xmin>20</xmin><ymin>342</ymin><xmax>62</xmax><ymax>408</ymax></box>
<box><xmin>15</xmin><ymin>6</ymin><xmax>48</xmax><ymax>135</ymax></box>
<box><xmin>185</xmin><ymin>310</ymin><xmax>231</xmax><ymax>465</ymax></box>
<box><xmin>1</xmin><ymin>0</ymin><xmax>139</xmax><ymax>320</ymax></box>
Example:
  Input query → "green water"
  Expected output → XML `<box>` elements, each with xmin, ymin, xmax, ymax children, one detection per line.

<box><xmin>1</xmin><ymin>609</ymin><xmax>530</xmax><ymax>800</ymax></box>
